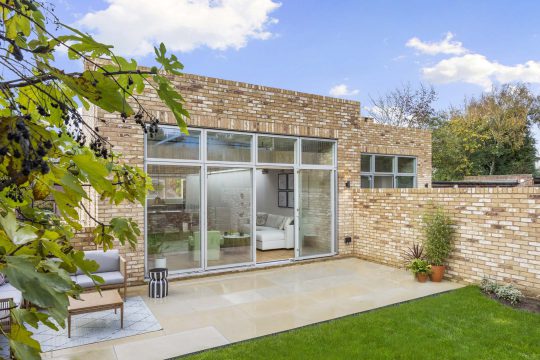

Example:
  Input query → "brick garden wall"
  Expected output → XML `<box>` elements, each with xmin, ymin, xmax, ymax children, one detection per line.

<box><xmin>82</xmin><ymin>70</ymin><xmax>431</xmax><ymax>284</ymax></box>
<box><xmin>354</xmin><ymin>188</ymin><xmax>540</xmax><ymax>294</ymax></box>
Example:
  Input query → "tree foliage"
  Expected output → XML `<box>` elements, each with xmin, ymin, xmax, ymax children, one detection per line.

<box><xmin>368</xmin><ymin>83</ymin><xmax>439</xmax><ymax>129</ymax></box>
<box><xmin>0</xmin><ymin>1</ymin><xmax>189</xmax><ymax>358</ymax></box>
<box><xmin>433</xmin><ymin>84</ymin><xmax>540</xmax><ymax>180</ymax></box>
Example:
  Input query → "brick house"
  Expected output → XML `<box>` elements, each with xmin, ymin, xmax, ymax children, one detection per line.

<box><xmin>83</xmin><ymin>70</ymin><xmax>432</xmax><ymax>284</ymax></box>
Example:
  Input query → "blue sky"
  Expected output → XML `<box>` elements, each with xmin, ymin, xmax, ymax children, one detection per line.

<box><xmin>53</xmin><ymin>0</ymin><xmax>540</xmax><ymax>149</ymax></box>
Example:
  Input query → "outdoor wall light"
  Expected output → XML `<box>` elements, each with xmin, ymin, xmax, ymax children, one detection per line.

<box><xmin>344</xmin><ymin>236</ymin><xmax>352</xmax><ymax>244</ymax></box>
<box><xmin>345</xmin><ymin>180</ymin><xmax>351</xmax><ymax>188</ymax></box>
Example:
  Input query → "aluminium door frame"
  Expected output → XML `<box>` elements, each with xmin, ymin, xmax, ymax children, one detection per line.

<box><xmin>294</xmin><ymin>138</ymin><xmax>338</xmax><ymax>261</ymax></box>
<box><xmin>144</xmin><ymin>127</ymin><xmax>338</xmax><ymax>276</ymax></box>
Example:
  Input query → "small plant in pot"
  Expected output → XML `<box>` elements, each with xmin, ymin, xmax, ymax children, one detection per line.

<box><xmin>148</xmin><ymin>236</ymin><xmax>168</xmax><ymax>269</ymax></box>
<box><xmin>422</xmin><ymin>207</ymin><xmax>454</xmax><ymax>282</ymax></box>
<box><xmin>406</xmin><ymin>259</ymin><xmax>432</xmax><ymax>283</ymax></box>
<box><xmin>402</xmin><ymin>242</ymin><xmax>425</xmax><ymax>267</ymax></box>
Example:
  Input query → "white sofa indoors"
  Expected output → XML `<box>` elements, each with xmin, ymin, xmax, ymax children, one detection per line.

<box><xmin>242</xmin><ymin>213</ymin><xmax>294</xmax><ymax>250</ymax></box>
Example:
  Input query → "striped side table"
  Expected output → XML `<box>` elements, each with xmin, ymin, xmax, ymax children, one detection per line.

<box><xmin>148</xmin><ymin>268</ymin><xmax>168</xmax><ymax>298</ymax></box>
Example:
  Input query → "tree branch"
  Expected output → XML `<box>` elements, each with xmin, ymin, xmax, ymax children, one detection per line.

<box><xmin>0</xmin><ymin>69</ymin><xmax>158</xmax><ymax>89</ymax></box>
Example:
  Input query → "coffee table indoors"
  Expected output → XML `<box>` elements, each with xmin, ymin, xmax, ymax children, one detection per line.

<box><xmin>67</xmin><ymin>290</ymin><xmax>124</xmax><ymax>338</ymax></box>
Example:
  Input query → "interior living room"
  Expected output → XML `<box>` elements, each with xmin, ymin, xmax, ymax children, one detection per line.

<box><xmin>254</xmin><ymin>169</ymin><xmax>295</xmax><ymax>263</ymax></box>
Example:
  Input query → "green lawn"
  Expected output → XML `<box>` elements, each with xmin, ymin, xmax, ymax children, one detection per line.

<box><xmin>181</xmin><ymin>287</ymin><xmax>540</xmax><ymax>360</ymax></box>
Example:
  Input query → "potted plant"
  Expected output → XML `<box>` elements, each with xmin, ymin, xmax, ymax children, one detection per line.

<box><xmin>402</xmin><ymin>242</ymin><xmax>425</xmax><ymax>267</ymax></box>
<box><xmin>148</xmin><ymin>236</ymin><xmax>167</xmax><ymax>268</ymax></box>
<box><xmin>406</xmin><ymin>259</ymin><xmax>431</xmax><ymax>282</ymax></box>
<box><xmin>422</xmin><ymin>207</ymin><xmax>454</xmax><ymax>282</ymax></box>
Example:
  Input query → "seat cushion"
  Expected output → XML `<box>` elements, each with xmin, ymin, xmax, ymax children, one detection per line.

<box><xmin>74</xmin><ymin>271</ymin><xmax>124</xmax><ymax>288</ymax></box>
<box><xmin>256</xmin><ymin>228</ymin><xmax>285</xmax><ymax>242</ymax></box>
<box><xmin>77</xmin><ymin>250</ymin><xmax>119</xmax><ymax>274</ymax></box>
<box><xmin>0</xmin><ymin>283</ymin><xmax>22</xmax><ymax>307</ymax></box>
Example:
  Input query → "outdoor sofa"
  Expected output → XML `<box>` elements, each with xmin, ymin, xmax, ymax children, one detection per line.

<box><xmin>70</xmin><ymin>249</ymin><xmax>127</xmax><ymax>300</ymax></box>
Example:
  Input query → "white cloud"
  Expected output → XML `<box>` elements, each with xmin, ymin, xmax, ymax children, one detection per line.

<box><xmin>407</xmin><ymin>32</ymin><xmax>540</xmax><ymax>90</ymax></box>
<box><xmin>77</xmin><ymin>0</ymin><xmax>281</xmax><ymax>56</ymax></box>
<box><xmin>422</xmin><ymin>54</ymin><xmax>540</xmax><ymax>90</ymax></box>
<box><xmin>406</xmin><ymin>32</ymin><xmax>468</xmax><ymax>55</ymax></box>
<box><xmin>329</xmin><ymin>84</ymin><xmax>359</xmax><ymax>98</ymax></box>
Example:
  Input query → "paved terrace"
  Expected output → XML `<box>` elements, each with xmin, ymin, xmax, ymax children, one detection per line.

<box><xmin>46</xmin><ymin>258</ymin><xmax>462</xmax><ymax>360</ymax></box>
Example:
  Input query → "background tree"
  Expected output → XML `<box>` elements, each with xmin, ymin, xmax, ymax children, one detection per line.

<box><xmin>432</xmin><ymin>84</ymin><xmax>540</xmax><ymax>180</ymax></box>
<box><xmin>0</xmin><ymin>1</ymin><xmax>189</xmax><ymax>358</ymax></box>
<box><xmin>368</xmin><ymin>83</ymin><xmax>439</xmax><ymax>129</ymax></box>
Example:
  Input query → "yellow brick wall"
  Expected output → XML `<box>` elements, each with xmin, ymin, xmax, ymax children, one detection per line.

<box><xmin>84</xmin><ymin>71</ymin><xmax>432</xmax><ymax>284</ymax></box>
<box><xmin>354</xmin><ymin>188</ymin><xmax>540</xmax><ymax>294</ymax></box>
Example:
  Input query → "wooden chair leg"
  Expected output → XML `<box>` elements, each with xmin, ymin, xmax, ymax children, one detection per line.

<box><xmin>120</xmin><ymin>305</ymin><xmax>124</xmax><ymax>329</ymax></box>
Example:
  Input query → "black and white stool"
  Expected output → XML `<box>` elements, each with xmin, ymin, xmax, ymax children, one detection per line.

<box><xmin>148</xmin><ymin>268</ymin><xmax>168</xmax><ymax>298</ymax></box>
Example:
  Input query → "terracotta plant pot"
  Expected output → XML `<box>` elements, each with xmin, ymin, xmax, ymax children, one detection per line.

<box><xmin>416</xmin><ymin>273</ymin><xmax>429</xmax><ymax>283</ymax></box>
<box><xmin>430</xmin><ymin>265</ymin><xmax>445</xmax><ymax>282</ymax></box>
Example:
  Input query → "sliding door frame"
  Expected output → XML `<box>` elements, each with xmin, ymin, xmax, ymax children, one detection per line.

<box><xmin>144</xmin><ymin>126</ymin><xmax>337</xmax><ymax>276</ymax></box>
<box><xmin>294</xmin><ymin>138</ymin><xmax>337</xmax><ymax>261</ymax></box>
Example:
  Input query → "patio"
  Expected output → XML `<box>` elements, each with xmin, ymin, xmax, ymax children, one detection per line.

<box><xmin>45</xmin><ymin>258</ymin><xmax>462</xmax><ymax>360</ymax></box>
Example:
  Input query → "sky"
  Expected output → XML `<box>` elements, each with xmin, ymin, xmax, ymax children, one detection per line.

<box><xmin>51</xmin><ymin>0</ymin><xmax>540</xmax><ymax>153</ymax></box>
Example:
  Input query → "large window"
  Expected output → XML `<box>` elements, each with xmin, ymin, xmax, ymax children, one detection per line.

<box><xmin>146</xmin><ymin>126</ymin><xmax>337</xmax><ymax>274</ymax></box>
<box><xmin>258</xmin><ymin>136</ymin><xmax>295</xmax><ymax>164</ymax></box>
<box><xmin>147</xmin><ymin>127</ymin><xmax>200</xmax><ymax>160</ymax></box>
<box><xmin>207</xmin><ymin>131</ymin><xmax>252</xmax><ymax>162</ymax></box>
<box><xmin>360</xmin><ymin>154</ymin><xmax>416</xmax><ymax>189</ymax></box>
<box><xmin>302</xmin><ymin>139</ymin><xmax>334</xmax><ymax>165</ymax></box>
<box><xmin>146</xmin><ymin>165</ymin><xmax>201</xmax><ymax>271</ymax></box>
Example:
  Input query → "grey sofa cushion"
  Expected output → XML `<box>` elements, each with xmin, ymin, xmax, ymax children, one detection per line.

<box><xmin>77</xmin><ymin>250</ymin><xmax>120</xmax><ymax>275</ymax></box>
<box><xmin>0</xmin><ymin>283</ymin><xmax>22</xmax><ymax>306</ymax></box>
<box><xmin>74</xmin><ymin>271</ymin><xmax>124</xmax><ymax>288</ymax></box>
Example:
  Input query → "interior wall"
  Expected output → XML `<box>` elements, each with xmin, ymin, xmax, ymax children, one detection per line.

<box><xmin>256</xmin><ymin>169</ymin><xmax>294</xmax><ymax>217</ymax></box>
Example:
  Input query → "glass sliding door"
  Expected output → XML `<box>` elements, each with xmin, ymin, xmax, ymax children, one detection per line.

<box><xmin>298</xmin><ymin>169</ymin><xmax>334</xmax><ymax>257</ymax></box>
<box><xmin>146</xmin><ymin>127</ymin><xmax>339</xmax><ymax>273</ymax></box>
<box><xmin>206</xmin><ymin>167</ymin><xmax>253</xmax><ymax>267</ymax></box>
<box><xmin>146</xmin><ymin>165</ymin><xmax>201</xmax><ymax>271</ymax></box>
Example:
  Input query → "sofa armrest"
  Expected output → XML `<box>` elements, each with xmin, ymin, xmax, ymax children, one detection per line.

<box><xmin>119</xmin><ymin>256</ymin><xmax>127</xmax><ymax>301</ymax></box>
<box><xmin>119</xmin><ymin>256</ymin><xmax>127</xmax><ymax>279</ymax></box>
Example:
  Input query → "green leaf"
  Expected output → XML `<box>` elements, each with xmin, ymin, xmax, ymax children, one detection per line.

<box><xmin>110</xmin><ymin>217</ymin><xmax>140</xmax><ymax>247</ymax></box>
<box><xmin>72</xmin><ymin>153</ymin><xmax>113</xmax><ymax>194</ymax></box>
<box><xmin>0</xmin><ymin>212</ymin><xmax>38</xmax><ymax>246</ymax></box>
<box><xmin>3</xmin><ymin>256</ymin><xmax>72</xmax><ymax>324</ymax></box>
<box><xmin>8</xmin><ymin>324</ymin><xmax>41</xmax><ymax>360</ymax></box>
<box><xmin>154</xmin><ymin>75</ymin><xmax>189</xmax><ymax>133</ymax></box>
<box><xmin>46</xmin><ymin>66</ymin><xmax>134</xmax><ymax>116</ymax></box>
<box><xmin>58</xmin><ymin>24</ymin><xmax>114</xmax><ymax>58</ymax></box>
<box><xmin>154</xmin><ymin>42</ymin><xmax>184</xmax><ymax>76</ymax></box>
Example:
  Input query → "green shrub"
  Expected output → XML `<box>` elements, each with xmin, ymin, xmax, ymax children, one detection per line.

<box><xmin>422</xmin><ymin>207</ymin><xmax>454</xmax><ymax>266</ymax></box>
<box><xmin>480</xmin><ymin>278</ymin><xmax>523</xmax><ymax>305</ymax></box>
<box><xmin>406</xmin><ymin>259</ymin><xmax>432</xmax><ymax>275</ymax></box>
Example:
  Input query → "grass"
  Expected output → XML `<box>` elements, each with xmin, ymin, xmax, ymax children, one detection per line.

<box><xmin>180</xmin><ymin>287</ymin><xmax>540</xmax><ymax>360</ymax></box>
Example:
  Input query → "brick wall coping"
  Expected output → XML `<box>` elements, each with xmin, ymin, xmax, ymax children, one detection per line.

<box><xmin>356</xmin><ymin>187</ymin><xmax>540</xmax><ymax>194</ymax></box>
<box><xmin>125</xmin><ymin>65</ymin><xmax>360</xmax><ymax>107</ymax></box>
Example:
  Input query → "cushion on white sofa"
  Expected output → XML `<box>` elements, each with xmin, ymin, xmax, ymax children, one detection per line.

<box><xmin>256</xmin><ymin>213</ymin><xmax>268</xmax><ymax>226</ymax></box>
<box><xmin>266</xmin><ymin>214</ymin><xmax>285</xmax><ymax>228</ymax></box>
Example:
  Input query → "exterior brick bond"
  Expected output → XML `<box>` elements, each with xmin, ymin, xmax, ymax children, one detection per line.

<box><xmin>83</xmin><ymin>70</ymin><xmax>431</xmax><ymax>284</ymax></box>
<box><xmin>354</xmin><ymin>187</ymin><xmax>540</xmax><ymax>295</ymax></box>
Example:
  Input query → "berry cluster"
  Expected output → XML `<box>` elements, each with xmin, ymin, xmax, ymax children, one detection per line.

<box><xmin>3</xmin><ymin>184</ymin><xmax>25</xmax><ymax>203</ymax></box>
<box><xmin>0</xmin><ymin>116</ymin><xmax>53</xmax><ymax>197</ymax></box>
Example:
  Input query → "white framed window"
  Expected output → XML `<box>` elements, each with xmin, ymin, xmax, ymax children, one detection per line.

<box><xmin>360</xmin><ymin>154</ymin><xmax>417</xmax><ymax>189</ymax></box>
